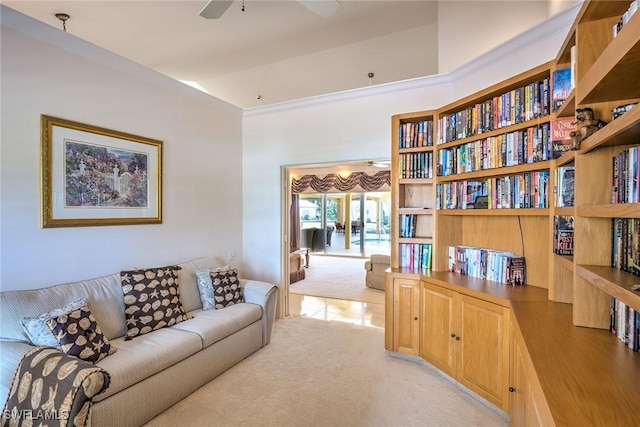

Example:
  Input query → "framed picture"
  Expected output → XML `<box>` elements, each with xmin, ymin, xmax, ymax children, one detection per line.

<box><xmin>41</xmin><ymin>115</ymin><xmax>163</xmax><ymax>228</ymax></box>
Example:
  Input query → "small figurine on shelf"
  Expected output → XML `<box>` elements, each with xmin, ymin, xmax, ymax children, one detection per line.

<box><xmin>569</xmin><ymin>107</ymin><xmax>607</xmax><ymax>150</ymax></box>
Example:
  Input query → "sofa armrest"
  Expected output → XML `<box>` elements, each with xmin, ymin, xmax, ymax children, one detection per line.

<box><xmin>240</xmin><ymin>280</ymin><xmax>279</xmax><ymax>346</ymax></box>
<box><xmin>2</xmin><ymin>346</ymin><xmax>110</xmax><ymax>426</ymax></box>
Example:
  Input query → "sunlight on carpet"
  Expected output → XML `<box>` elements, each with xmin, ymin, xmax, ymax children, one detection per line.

<box><xmin>289</xmin><ymin>255</ymin><xmax>385</xmax><ymax>304</ymax></box>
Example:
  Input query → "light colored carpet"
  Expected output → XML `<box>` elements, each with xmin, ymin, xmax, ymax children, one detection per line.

<box><xmin>146</xmin><ymin>317</ymin><xmax>509</xmax><ymax>427</ymax></box>
<box><xmin>290</xmin><ymin>255</ymin><xmax>385</xmax><ymax>305</ymax></box>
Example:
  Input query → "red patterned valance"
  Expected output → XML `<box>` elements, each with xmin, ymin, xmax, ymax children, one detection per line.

<box><xmin>291</xmin><ymin>170</ymin><xmax>390</xmax><ymax>194</ymax></box>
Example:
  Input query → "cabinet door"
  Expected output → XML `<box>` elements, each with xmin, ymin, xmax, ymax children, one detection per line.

<box><xmin>420</xmin><ymin>281</ymin><xmax>456</xmax><ymax>377</ymax></box>
<box><xmin>458</xmin><ymin>295</ymin><xmax>510</xmax><ymax>410</ymax></box>
<box><xmin>509</xmin><ymin>321</ymin><xmax>530</xmax><ymax>427</ymax></box>
<box><xmin>393</xmin><ymin>278</ymin><xmax>420</xmax><ymax>355</ymax></box>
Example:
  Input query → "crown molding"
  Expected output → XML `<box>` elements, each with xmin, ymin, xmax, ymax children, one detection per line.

<box><xmin>243</xmin><ymin>72</ymin><xmax>452</xmax><ymax>117</ymax></box>
<box><xmin>244</xmin><ymin>2</ymin><xmax>581</xmax><ymax>118</ymax></box>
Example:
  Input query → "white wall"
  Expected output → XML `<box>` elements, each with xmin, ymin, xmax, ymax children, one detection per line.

<box><xmin>199</xmin><ymin>24</ymin><xmax>439</xmax><ymax>108</ymax></box>
<box><xmin>241</xmin><ymin>5</ymin><xmax>579</xmax><ymax>293</ymax></box>
<box><xmin>438</xmin><ymin>1</ymin><xmax>549</xmax><ymax>74</ymax></box>
<box><xmin>0</xmin><ymin>7</ymin><xmax>244</xmax><ymax>291</ymax></box>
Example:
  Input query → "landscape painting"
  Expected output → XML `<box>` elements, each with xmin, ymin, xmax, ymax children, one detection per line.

<box><xmin>65</xmin><ymin>140</ymin><xmax>149</xmax><ymax>208</ymax></box>
<box><xmin>41</xmin><ymin>115</ymin><xmax>163</xmax><ymax>227</ymax></box>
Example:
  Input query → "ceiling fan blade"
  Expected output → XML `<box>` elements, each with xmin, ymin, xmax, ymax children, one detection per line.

<box><xmin>199</xmin><ymin>0</ymin><xmax>234</xmax><ymax>19</ymax></box>
<box><xmin>298</xmin><ymin>0</ymin><xmax>340</xmax><ymax>18</ymax></box>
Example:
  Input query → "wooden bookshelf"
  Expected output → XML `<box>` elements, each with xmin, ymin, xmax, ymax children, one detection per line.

<box><xmin>386</xmin><ymin>2</ymin><xmax>640</xmax><ymax>424</ymax></box>
<box><xmin>391</xmin><ymin>110</ymin><xmax>437</xmax><ymax>271</ymax></box>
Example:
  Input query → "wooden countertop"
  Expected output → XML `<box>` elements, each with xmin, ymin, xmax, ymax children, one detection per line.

<box><xmin>511</xmin><ymin>300</ymin><xmax>640</xmax><ymax>427</ymax></box>
<box><xmin>390</xmin><ymin>269</ymin><xmax>640</xmax><ymax>426</ymax></box>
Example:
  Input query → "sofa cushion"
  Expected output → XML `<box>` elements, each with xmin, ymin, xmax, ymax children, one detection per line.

<box><xmin>172</xmin><ymin>303</ymin><xmax>262</xmax><ymax>348</ymax></box>
<box><xmin>0</xmin><ymin>274</ymin><xmax>127</xmax><ymax>343</ymax></box>
<box><xmin>93</xmin><ymin>327</ymin><xmax>202</xmax><ymax>402</ymax></box>
<box><xmin>20</xmin><ymin>297</ymin><xmax>88</xmax><ymax>348</ymax></box>
<box><xmin>120</xmin><ymin>265</ymin><xmax>190</xmax><ymax>339</ymax></box>
<box><xmin>195</xmin><ymin>270</ymin><xmax>216</xmax><ymax>310</ymax></box>
<box><xmin>177</xmin><ymin>256</ymin><xmax>226</xmax><ymax>313</ymax></box>
<box><xmin>46</xmin><ymin>305</ymin><xmax>117</xmax><ymax>363</ymax></box>
<box><xmin>210</xmin><ymin>269</ymin><xmax>244</xmax><ymax>309</ymax></box>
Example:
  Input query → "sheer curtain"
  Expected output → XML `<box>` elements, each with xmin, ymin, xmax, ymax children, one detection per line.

<box><xmin>289</xmin><ymin>170</ymin><xmax>390</xmax><ymax>253</ymax></box>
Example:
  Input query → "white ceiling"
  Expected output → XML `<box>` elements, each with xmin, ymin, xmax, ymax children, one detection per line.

<box><xmin>3</xmin><ymin>1</ymin><xmax>574</xmax><ymax>109</ymax></box>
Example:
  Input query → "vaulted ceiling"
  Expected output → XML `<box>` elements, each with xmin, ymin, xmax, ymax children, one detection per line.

<box><xmin>4</xmin><ymin>1</ymin><xmax>577</xmax><ymax>108</ymax></box>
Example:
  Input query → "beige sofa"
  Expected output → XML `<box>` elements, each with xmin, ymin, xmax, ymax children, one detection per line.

<box><xmin>0</xmin><ymin>256</ymin><xmax>278</xmax><ymax>426</ymax></box>
<box><xmin>364</xmin><ymin>254</ymin><xmax>390</xmax><ymax>291</ymax></box>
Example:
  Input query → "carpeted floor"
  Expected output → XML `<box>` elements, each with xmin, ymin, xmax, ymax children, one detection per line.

<box><xmin>146</xmin><ymin>317</ymin><xmax>509</xmax><ymax>427</ymax></box>
<box><xmin>290</xmin><ymin>255</ymin><xmax>385</xmax><ymax>304</ymax></box>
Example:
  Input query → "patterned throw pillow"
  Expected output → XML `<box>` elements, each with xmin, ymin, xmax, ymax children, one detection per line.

<box><xmin>21</xmin><ymin>298</ymin><xmax>88</xmax><ymax>347</ymax></box>
<box><xmin>120</xmin><ymin>265</ymin><xmax>190</xmax><ymax>339</ymax></box>
<box><xmin>46</xmin><ymin>305</ymin><xmax>116</xmax><ymax>363</ymax></box>
<box><xmin>195</xmin><ymin>270</ymin><xmax>216</xmax><ymax>311</ymax></box>
<box><xmin>209</xmin><ymin>269</ymin><xmax>244</xmax><ymax>309</ymax></box>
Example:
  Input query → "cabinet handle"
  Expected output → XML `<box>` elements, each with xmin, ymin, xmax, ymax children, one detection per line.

<box><xmin>414</xmin><ymin>316</ymin><xmax>418</xmax><ymax>321</ymax></box>
<box><xmin>450</xmin><ymin>333</ymin><xmax>456</xmax><ymax>338</ymax></box>
<box><xmin>455</xmin><ymin>336</ymin><xmax>461</xmax><ymax>341</ymax></box>
<box><xmin>509</xmin><ymin>387</ymin><xmax>516</xmax><ymax>393</ymax></box>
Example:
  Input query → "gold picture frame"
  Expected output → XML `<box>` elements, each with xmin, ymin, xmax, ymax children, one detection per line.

<box><xmin>41</xmin><ymin>115</ymin><xmax>162</xmax><ymax>228</ymax></box>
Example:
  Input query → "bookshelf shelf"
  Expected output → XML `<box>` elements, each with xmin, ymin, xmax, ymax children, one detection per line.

<box><xmin>397</xmin><ymin>208</ymin><xmax>434</xmax><ymax>215</ymax></box>
<box><xmin>437</xmin><ymin>160</ymin><xmax>551</xmax><ymax>182</ymax></box>
<box><xmin>555</xmin><ymin>150</ymin><xmax>576</xmax><ymax>166</ymax></box>
<box><xmin>578</xmin><ymin>203</ymin><xmax>640</xmax><ymax>218</ymax></box>
<box><xmin>578</xmin><ymin>105</ymin><xmax>640</xmax><ymax>154</ymax></box>
<box><xmin>554</xmin><ymin>253</ymin><xmax>574</xmax><ymax>271</ymax></box>
<box><xmin>577</xmin><ymin>9</ymin><xmax>640</xmax><ymax>105</ymax></box>
<box><xmin>438</xmin><ymin>208</ymin><xmax>549</xmax><ymax>217</ymax></box>
<box><xmin>576</xmin><ymin>264</ymin><xmax>640</xmax><ymax>312</ymax></box>
<box><xmin>399</xmin><ymin>237</ymin><xmax>434</xmax><ymax>244</ymax></box>
<box><xmin>554</xmin><ymin>207</ymin><xmax>575</xmax><ymax>216</ymax></box>
<box><xmin>399</xmin><ymin>146</ymin><xmax>435</xmax><ymax>154</ymax></box>
<box><xmin>398</xmin><ymin>178</ymin><xmax>433</xmax><ymax>185</ymax></box>
<box><xmin>555</xmin><ymin>89</ymin><xmax>576</xmax><ymax>118</ymax></box>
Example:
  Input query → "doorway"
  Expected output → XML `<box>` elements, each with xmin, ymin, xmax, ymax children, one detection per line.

<box><xmin>299</xmin><ymin>192</ymin><xmax>390</xmax><ymax>258</ymax></box>
<box><xmin>283</xmin><ymin>162</ymin><xmax>391</xmax><ymax>319</ymax></box>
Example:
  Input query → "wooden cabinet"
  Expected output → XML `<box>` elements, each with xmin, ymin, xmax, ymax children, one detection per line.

<box><xmin>420</xmin><ymin>280</ymin><xmax>510</xmax><ymax>410</ymax></box>
<box><xmin>508</xmin><ymin>313</ymin><xmax>554</xmax><ymax>427</ymax></box>
<box><xmin>391</xmin><ymin>277</ymin><xmax>420</xmax><ymax>355</ymax></box>
<box><xmin>420</xmin><ymin>281</ymin><xmax>456</xmax><ymax>376</ymax></box>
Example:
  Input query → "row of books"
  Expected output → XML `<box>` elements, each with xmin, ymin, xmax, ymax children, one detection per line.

<box><xmin>399</xmin><ymin>152</ymin><xmax>433</xmax><ymax>179</ymax></box>
<box><xmin>398</xmin><ymin>120</ymin><xmax>434</xmax><ymax>149</ymax></box>
<box><xmin>436</xmin><ymin>124</ymin><xmax>550</xmax><ymax>176</ymax></box>
<box><xmin>436</xmin><ymin>171</ymin><xmax>550</xmax><ymax>210</ymax></box>
<box><xmin>399</xmin><ymin>243</ymin><xmax>432</xmax><ymax>270</ymax></box>
<box><xmin>447</xmin><ymin>245</ymin><xmax>526</xmax><ymax>285</ymax></box>
<box><xmin>611</xmin><ymin>145</ymin><xmax>640</xmax><ymax>204</ymax></box>
<box><xmin>610</xmin><ymin>297</ymin><xmax>640</xmax><ymax>354</ymax></box>
<box><xmin>612</xmin><ymin>0</ymin><xmax>638</xmax><ymax>38</ymax></box>
<box><xmin>553</xmin><ymin>215</ymin><xmax>574</xmax><ymax>256</ymax></box>
<box><xmin>611</xmin><ymin>218</ymin><xmax>640</xmax><ymax>276</ymax></box>
<box><xmin>399</xmin><ymin>214</ymin><xmax>417</xmax><ymax>238</ymax></box>
<box><xmin>555</xmin><ymin>166</ymin><xmax>574</xmax><ymax>208</ymax></box>
<box><xmin>436</xmin><ymin>78</ymin><xmax>550</xmax><ymax>144</ymax></box>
